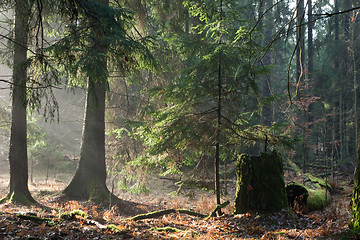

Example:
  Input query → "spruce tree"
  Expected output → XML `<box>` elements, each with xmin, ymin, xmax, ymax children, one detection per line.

<box><xmin>44</xmin><ymin>0</ymin><xmax>154</xmax><ymax>203</ymax></box>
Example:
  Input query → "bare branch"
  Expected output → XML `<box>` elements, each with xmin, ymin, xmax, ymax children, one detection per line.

<box><xmin>0</xmin><ymin>78</ymin><xmax>62</xmax><ymax>90</ymax></box>
<box><xmin>314</xmin><ymin>6</ymin><xmax>360</xmax><ymax>18</ymax></box>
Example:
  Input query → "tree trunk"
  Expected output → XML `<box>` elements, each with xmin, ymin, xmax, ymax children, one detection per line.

<box><xmin>63</xmin><ymin>0</ymin><xmax>113</xmax><ymax>203</ymax></box>
<box><xmin>307</xmin><ymin>0</ymin><xmax>313</xmax><ymax>126</ymax></box>
<box><xmin>296</xmin><ymin>0</ymin><xmax>307</xmax><ymax>173</ymax></box>
<box><xmin>63</xmin><ymin>79</ymin><xmax>111</xmax><ymax>202</ymax></box>
<box><xmin>4</xmin><ymin>0</ymin><xmax>36</xmax><ymax>205</ymax></box>
<box><xmin>296</xmin><ymin>0</ymin><xmax>305</xmax><ymax>83</ymax></box>
<box><xmin>343</xmin><ymin>0</ymin><xmax>352</xmax><ymax>158</ymax></box>
<box><xmin>261</xmin><ymin>0</ymin><xmax>273</xmax><ymax>127</ymax></box>
<box><xmin>234</xmin><ymin>151</ymin><xmax>288</xmax><ymax>214</ymax></box>
<box><xmin>349</xmin><ymin>135</ymin><xmax>360</xmax><ymax>230</ymax></box>
<box><xmin>334</xmin><ymin>0</ymin><xmax>344</xmax><ymax>163</ymax></box>
<box><xmin>351</xmin><ymin>11</ymin><xmax>359</xmax><ymax>157</ymax></box>
<box><xmin>350</xmin><ymin>3</ymin><xmax>360</xmax><ymax>222</ymax></box>
<box><xmin>307</xmin><ymin>0</ymin><xmax>313</xmax><ymax>82</ymax></box>
<box><xmin>214</xmin><ymin>0</ymin><xmax>223</xmax><ymax>215</ymax></box>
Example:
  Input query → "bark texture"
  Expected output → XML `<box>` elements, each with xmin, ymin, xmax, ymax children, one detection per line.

<box><xmin>63</xmin><ymin>0</ymin><xmax>113</xmax><ymax>203</ymax></box>
<box><xmin>63</xmin><ymin>80</ymin><xmax>110</xmax><ymax>202</ymax></box>
<box><xmin>6</xmin><ymin>0</ymin><xmax>36</xmax><ymax>204</ymax></box>
<box><xmin>234</xmin><ymin>151</ymin><xmax>288</xmax><ymax>214</ymax></box>
<box><xmin>350</xmin><ymin>142</ymin><xmax>360</xmax><ymax>231</ymax></box>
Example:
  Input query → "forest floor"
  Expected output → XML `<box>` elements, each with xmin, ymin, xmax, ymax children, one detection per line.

<box><xmin>0</xmin><ymin>170</ymin><xmax>358</xmax><ymax>239</ymax></box>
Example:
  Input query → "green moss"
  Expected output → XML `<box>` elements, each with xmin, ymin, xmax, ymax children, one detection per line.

<box><xmin>286</xmin><ymin>160</ymin><xmax>302</xmax><ymax>175</ymax></box>
<box><xmin>234</xmin><ymin>151</ymin><xmax>288</xmax><ymax>214</ymax></box>
<box><xmin>70</xmin><ymin>210</ymin><xmax>88</xmax><ymax>218</ymax></box>
<box><xmin>206</xmin><ymin>200</ymin><xmax>230</xmax><ymax>219</ymax></box>
<box><xmin>106</xmin><ymin>224</ymin><xmax>126</xmax><ymax>232</ymax></box>
<box><xmin>307</xmin><ymin>189</ymin><xmax>331</xmax><ymax>211</ymax></box>
<box><xmin>305</xmin><ymin>173</ymin><xmax>332</xmax><ymax>192</ymax></box>
<box><xmin>86</xmin><ymin>180</ymin><xmax>112</xmax><ymax>204</ymax></box>
<box><xmin>350</xmin><ymin>184</ymin><xmax>360</xmax><ymax>231</ymax></box>
<box><xmin>287</xmin><ymin>182</ymin><xmax>331</xmax><ymax>212</ymax></box>
<box><xmin>234</xmin><ymin>154</ymin><xmax>251</xmax><ymax>214</ymax></box>
<box><xmin>150</xmin><ymin>226</ymin><xmax>181</xmax><ymax>232</ymax></box>
<box><xmin>8</xmin><ymin>192</ymin><xmax>35</xmax><ymax>205</ymax></box>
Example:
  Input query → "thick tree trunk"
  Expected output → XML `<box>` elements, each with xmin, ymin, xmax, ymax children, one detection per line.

<box><xmin>4</xmin><ymin>0</ymin><xmax>36</xmax><ymax>204</ymax></box>
<box><xmin>63</xmin><ymin>80</ymin><xmax>111</xmax><ymax>202</ymax></box>
<box><xmin>63</xmin><ymin>0</ymin><xmax>113</xmax><ymax>203</ymax></box>
<box><xmin>234</xmin><ymin>151</ymin><xmax>288</xmax><ymax>214</ymax></box>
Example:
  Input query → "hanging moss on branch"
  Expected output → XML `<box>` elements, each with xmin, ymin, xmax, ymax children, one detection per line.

<box><xmin>234</xmin><ymin>151</ymin><xmax>288</xmax><ymax>214</ymax></box>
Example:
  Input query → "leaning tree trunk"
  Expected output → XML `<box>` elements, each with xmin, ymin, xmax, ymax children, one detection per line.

<box><xmin>234</xmin><ymin>151</ymin><xmax>288</xmax><ymax>214</ymax></box>
<box><xmin>63</xmin><ymin>0</ymin><xmax>113</xmax><ymax>203</ymax></box>
<box><xmin>4</xmin><ymin>0</ymin><xmax>36</xmax><ymax>205</ymax></box>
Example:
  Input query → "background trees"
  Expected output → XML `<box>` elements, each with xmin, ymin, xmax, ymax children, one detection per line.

<box><xmin>95</xmin><ymin>0</ymin><xmax>360</xmax><ymax>209</ymax></box>
<box><xmin>0</xmin><ymin>0</ymin><xmax>360</xmax><ymax>223</ymax></box>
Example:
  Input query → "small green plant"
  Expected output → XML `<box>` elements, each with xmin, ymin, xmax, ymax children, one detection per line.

<box><xmin>69</xmin><ymin>210</ymin><xmax>88</xmax><ymax>218</ymax></box>
<box><xmin>106</xmin><ymin>224</ymin><xmax>126</xmax><ymax>232</ymax></box>
<box><xmin>129</xmin><ymin>182</ymin><xmax>150</xmax><ymax>195</ymax></box>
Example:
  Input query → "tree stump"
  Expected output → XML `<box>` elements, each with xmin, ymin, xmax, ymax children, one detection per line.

<box><xmin>234</xmin><ymin>151</ymin><xmax>288</xmax><ymax>214</ymax></box>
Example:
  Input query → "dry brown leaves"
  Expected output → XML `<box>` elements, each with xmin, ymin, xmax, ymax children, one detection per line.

<box><xmin>0</xmin><ymin>175</ymin><xmax>357</xmax><ymax>239</ymax></box>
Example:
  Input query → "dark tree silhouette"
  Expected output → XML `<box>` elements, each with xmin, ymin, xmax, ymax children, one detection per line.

<box><xmin>4</xmin><ymin>0</ymin><xmax>36</xmax><ymax>204</ymax></box>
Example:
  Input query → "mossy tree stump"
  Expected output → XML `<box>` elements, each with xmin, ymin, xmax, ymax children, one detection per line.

<box><xmin>234</xmin><ymin>151</ymin><xmax>288</xmax><ymax>214</ymax></box>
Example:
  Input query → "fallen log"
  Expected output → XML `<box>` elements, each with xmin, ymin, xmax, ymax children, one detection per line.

<box><xmin>130</xmin><ymin>200</ymin><xmax>231</xmax><ymax>221</ymax></box>
<box><xmin>130</xmin><ymin>209</ymin><xmax>206</xmax><ymax>221</ymax></box>
<box><xmin>286</xmin><ymin>181</ymin><xmax>331</xmax><ymax>212</ymax></box>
